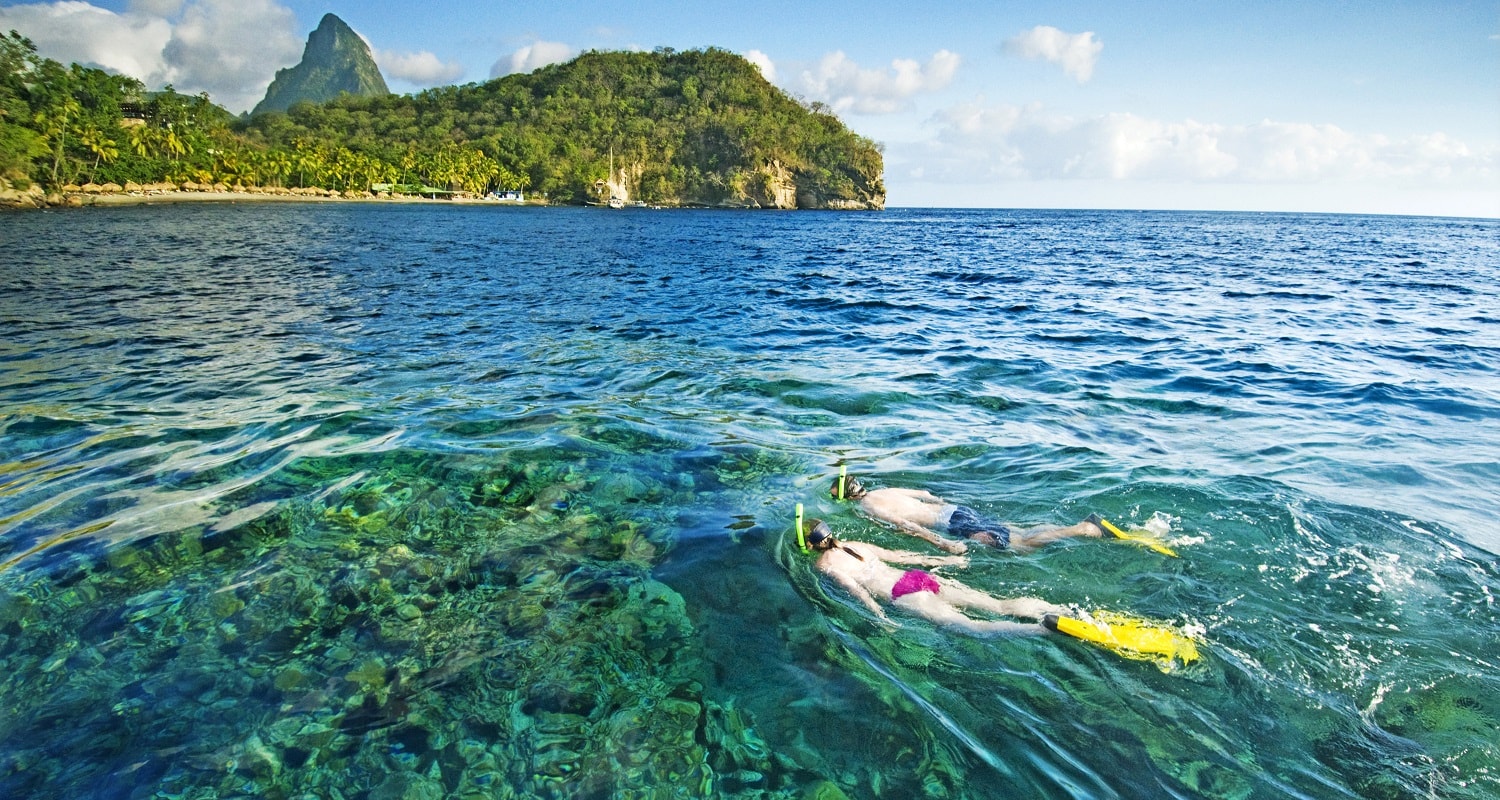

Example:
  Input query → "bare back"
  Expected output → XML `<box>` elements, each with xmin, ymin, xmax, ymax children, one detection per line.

<box><xmin>815</xmin><ymin>541</ymin><xmax>911</xmax><ymax>601</ymax></box>
<box><xmin>858</xmin><ymin>487</ymin><xmax>952</xmax><ymax>527</ymax></box>
<box><xmin>852</xmin><ymin>487</ymin><xmax>966</xmax><ymax>552</ymax></box>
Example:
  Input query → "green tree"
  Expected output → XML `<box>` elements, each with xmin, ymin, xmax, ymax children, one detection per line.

<box><xmin>0</xmin><ymin>35</ymin><xmax>47</xmax><ymax>183</ymax></box>
<box><xmin>77</xmin><ymin>123</ymin><xmax>117</xmax><ymax>182</ymax></box>
<box><xmin>4</xmin><ymin>43</ymin><xmax>882</xmax><ymax>206</ymax></box>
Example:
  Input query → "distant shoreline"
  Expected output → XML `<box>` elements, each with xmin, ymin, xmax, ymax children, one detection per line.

<box><xmin>3</xmin><ymin>183</ymin><xmax>878</xmax><ymax>212</ymax></box>
<box><xmin>3</xmin><ymin>189</ymin><xmax>830</xmax><ymax>211</ymax></box>
<box><xmin>0</xmin><ymin>182</ymin><xmax>549</xmax><ymax>211</ymax></box>
<box><xmin>85</xmin><ymin>191</ymin><xmax>518</xmax><ymax>208</ymax></box>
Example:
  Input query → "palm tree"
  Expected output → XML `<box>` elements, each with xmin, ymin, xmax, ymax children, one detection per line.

<box><xmin>127</xmin><ymin>123</ymin><xmax>152</xmax><ymax>158</ymax></box>
<box><xmin>33</xmin><ymin>95</ymin><xmax>81</xmax><ymax>186</ymax></box>
<box><xmin>263</xmin><ymin>149</ymin><xmax>292</xmax><ymax>188</ymax></box>
<box><xmin>77</xmin><ymin>124</ymin><xmax>118</xmax><ymax>183</ymax></box>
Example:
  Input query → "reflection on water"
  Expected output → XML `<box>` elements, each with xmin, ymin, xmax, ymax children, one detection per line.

<box><xmin>0</xmin><ymin>205</ymin><xmax>1496</xmax><ymax>798</ymax></box>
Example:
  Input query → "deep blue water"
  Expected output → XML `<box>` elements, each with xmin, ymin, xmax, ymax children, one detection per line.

<box><xmin>1</xmin><ymin>204</ymin><xmax>1497</xmax><ymax>799</ymax></box>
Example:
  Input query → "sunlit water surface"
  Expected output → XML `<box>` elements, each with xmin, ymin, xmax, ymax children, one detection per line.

<box><xmin>1</xmin><ymin>205</ymin><xmax>1497</xmax><ymax>799</ymax></box>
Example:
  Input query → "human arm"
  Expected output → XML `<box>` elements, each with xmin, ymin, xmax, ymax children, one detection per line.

<box><xmin>823</xmin><ymin>565</ymin><xmax>895</xmax><ymax>624</ymax></box>
<box><xmin>855</xmin><ymin>542</ymin><xmax>967</xmax><ymax>569</ymax></box>
<box><xmin>894</xmin><ymin>519</ymin><xmax>968</xmax><ymax>554</ymax></box>
<box><xmin>858</xmin><ymin>491</ymin><xmax>967</xmax><ymax>553</ymax></box>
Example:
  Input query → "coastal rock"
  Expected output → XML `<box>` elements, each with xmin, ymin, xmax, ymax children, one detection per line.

<box><xmin>796</xmin><ymin>189</ymin><xmax>884</xmax><ymax>211</ymax></box>
<box><xmin>744</xmin><ymin>161</ymin><xmax>799</xmax><ymax>209</ymax></box>
<box><xmin>0</xmin><ymin>183</ymin><xmax>45</xmax><ymax>209</ymax></box>
<box><xmin>252</xmin><ymin>13</ymin><xmax>390</xmax><ymax>117</ymax></box>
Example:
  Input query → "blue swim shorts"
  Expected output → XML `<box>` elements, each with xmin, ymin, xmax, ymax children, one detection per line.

<box><xmin>946</xmin><ymin>505</ymin><xmax>1011</xmax><ymax>549</ymax></box>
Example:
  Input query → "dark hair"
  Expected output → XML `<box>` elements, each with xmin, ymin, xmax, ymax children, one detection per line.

<box><xmin>803</xmin><ymin>518</ymin><xmax>865</xmax><ymax>560</ymax></box>
<box><xmin>829</xmin><ymin>473</ymin><xmax>865</xmax><ymax>500</ymax></box>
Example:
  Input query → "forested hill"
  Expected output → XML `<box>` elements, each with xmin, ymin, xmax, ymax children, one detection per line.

<box><xmin>243</xmin><ymin>48</ymin><xmax>885</xmax><ymax>208</ymax></box>
<box><xmin>1</xmin><ymin>36</ymin><xmax>883</xmax><ymax>209</ymax></box>
<box><xmin>251</xmin><ymin>13</ymin><xmax>389</xmax><ymax>117</ymax></box>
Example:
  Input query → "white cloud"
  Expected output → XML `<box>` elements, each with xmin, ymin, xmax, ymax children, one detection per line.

<box><xmin>491</xmin><ymin>40</ymin><xmax>575</xmax><ymax>78</ymax></box>
<box><xmin>0</xmin><ymin>1</ymin><xmax>172</xmax><ymax>83</ymax></box>
<box><xmin>163</xmin><ymin>0</ymin><xmax>301</xmax><ymax>112</ymax></box>
<box><xmin>0</xmin><ymin>0</ymin><xmax>302</xmax><ymax>114</ymax></box>
<box><xmin>1003</xmin><ymin>25</ymin><xmax>1102</xmax><ymax>82</ymax></box>
<box><xmin>785</xmin><ymin>49</ymin><xmax>960</xmax><ymax>115</ymax></box>
<box><xmin>912</xmin><ymin>101</ymin><xmax>1496</xmax><ymax>189</ymax></box>
<box><xmin>744</xmin><ymin>49</ymin><xmax>776</xmax><ymax>82</ymax></box>
<box><xmin>374</xmin><ymin>48</ymin><xmax>464</xmax><ymax>88</ymax></box>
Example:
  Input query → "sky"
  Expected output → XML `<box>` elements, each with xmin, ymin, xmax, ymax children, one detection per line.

<box><xmin>3</xmin><ymin>0</ymin><xmax>1497</xmax><ymax>217</ymax></box>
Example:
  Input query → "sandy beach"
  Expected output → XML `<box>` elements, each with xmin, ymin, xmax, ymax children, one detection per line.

<box><xmin>85</xmin><ymin>190</ymin><xmax>528</xmax><ymax>207</ymax></box>
<box><xmin>1</xmin><ymin>184</ymin><xmax>537</xmax><ymax>210</ymax></box>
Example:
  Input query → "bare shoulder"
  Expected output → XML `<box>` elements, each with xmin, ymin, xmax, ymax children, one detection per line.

<box><xmin>881</xmin><ymin>487</ymin><xmax>941</xmax><ymax>501</ymax></box>
<box><xmin>842</xmin><ymin>541</ymin><xmax>897</xmax><ymax>560</ymax></box>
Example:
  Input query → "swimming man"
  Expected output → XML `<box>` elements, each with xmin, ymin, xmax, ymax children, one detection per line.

<box><xmin>831</xmin><ymin>473</ymin><xmax>1109</xmax><ymax>554</ymax></box>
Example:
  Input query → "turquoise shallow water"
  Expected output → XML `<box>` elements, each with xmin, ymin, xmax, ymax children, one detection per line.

<box><xmin>1</xmin><ymin>205</ymin><xmax>1497</xmax><ymax>799</ymax></box>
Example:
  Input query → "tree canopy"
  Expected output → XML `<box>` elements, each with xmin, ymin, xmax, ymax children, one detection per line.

<box><xmin>1</xmin><ymin>37</ymin><xmax>884</xmax><ymax>208</ymax></box>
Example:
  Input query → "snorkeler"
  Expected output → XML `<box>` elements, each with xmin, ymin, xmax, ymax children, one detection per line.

<box><xmin>829</xmin><ymin>472</ymin><xmax>1110</xmax><ymax>554</ymax></box>
<box><xmin>799</xmin><ymin>517</ymin><xmax>1202</xmax><ymax>665</ymax></box>
<box><xmin>801</xmin><ymin>518</ymin><xmax>1062</xmax><ymax>636</ymax></box>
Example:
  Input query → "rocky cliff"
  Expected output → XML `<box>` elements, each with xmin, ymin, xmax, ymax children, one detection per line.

<box><xmin>252</xmin><ymin>14</ymin><xmax>389</xmax><ymax>117</ymax></box>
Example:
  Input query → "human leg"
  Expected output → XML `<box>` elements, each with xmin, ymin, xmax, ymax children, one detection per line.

<box><xmin>891</xmin><ymin>591</ymin><xmax>1045</xmax><ymax>637</ymax></box>
<box><xmin>936</xmin><ymin>580</ymin><xmax>1064</xmax><ymax>621</ymax></box>
<box><xmin>1009</xmin><ymin>520</ymin><xmax>1102</xmax><ymax>552</ymax></box>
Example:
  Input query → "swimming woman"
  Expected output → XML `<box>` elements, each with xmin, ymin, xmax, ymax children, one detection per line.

<box><xmin>804</xmin><ymin>518</ymin><xmax>1063</xmax><ymax>636</ymax></box>
<box><xmin>830</xmin><ymin>473</ymin><xmax>1110</xmax><ymax>554</ymax></box>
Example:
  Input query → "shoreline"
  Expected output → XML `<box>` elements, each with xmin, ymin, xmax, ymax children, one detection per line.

<box><xmin>89</xmin><ymin>191</ymin><xmax>521</xmax><ymax>207</ymax></box>
<box><xmin>2</xmin><ymin>184</ymin><xmax>882</xmax><ymax>212</ymax></box>
<box><xmin>0</xmin><ymin>182</ymin><xmax>548</xmax><ymax>211</ymax></box>
<box><xmin>76</xmin><ymin>190</ymin><xmax>535</xmax><ymax>209</ymax></box>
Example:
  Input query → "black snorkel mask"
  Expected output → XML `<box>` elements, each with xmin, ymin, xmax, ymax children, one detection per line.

<box><xmin>796</xmin><ymin>505</ymin><xmax>861</xmax><ymax>560</ymax></box>
<box><xmin>805</xmin><ymin>520</ymin><xmax>833</xmax><ymax>549</ymax></box>
<box><xmin>795</xmin><ymin>503</ymin><xmax>832</xmax><ymax>551</ymax></box>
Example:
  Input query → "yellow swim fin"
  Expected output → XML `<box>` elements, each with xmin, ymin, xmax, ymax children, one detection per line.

<box><xmin>1090</xmin><ymin>514</ymin><xmax>1179</xmax><ymax>558</ymax></box>
<box><xmin>1043</xmin><ymin>611</ymin><xmax>1200</xmax><ymax>670</ymax></box>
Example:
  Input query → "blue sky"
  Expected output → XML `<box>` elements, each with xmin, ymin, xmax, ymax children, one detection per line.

<box><xmin>4</xmin><ymin>0</ymin><xmax>1496</xmax><ymax>216</ymax></box>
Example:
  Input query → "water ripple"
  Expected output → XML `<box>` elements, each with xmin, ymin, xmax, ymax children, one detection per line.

<box><xmin>0</xmin><ymin>206</ymin><xmax>1496</xmax><ymax>799</ymax></box>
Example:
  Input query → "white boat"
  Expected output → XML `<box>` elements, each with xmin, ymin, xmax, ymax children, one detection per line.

<box><xmin>607</xmin><ymin>196</ymin><xmax>624</xmax><ymax>209</ymax></box>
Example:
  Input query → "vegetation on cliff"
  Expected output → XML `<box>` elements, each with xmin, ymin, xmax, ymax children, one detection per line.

<box><xmin>251</xmin><ymin>14</ymin><xmax>389</xmax><ymax>118</ymax></box>
<box><xmin>245</xmin><ymin>47</ymin><xmax>885</xmax><ymax>207</ymax></box>
<box><xmin>0</xmin><ymin>31</ymin><xmax>883</xmax><ymax>208</ymax></box>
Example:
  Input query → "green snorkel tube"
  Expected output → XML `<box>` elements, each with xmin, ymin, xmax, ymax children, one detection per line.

<box><xmin>837</xmin><ymin>465</ymin><xmax>847</xmax><ymax>501</ymax></box>
<box><xmin>796</xmin><ymin>503</ymin><xmax>807</xmax><ymax>551</ymax></box>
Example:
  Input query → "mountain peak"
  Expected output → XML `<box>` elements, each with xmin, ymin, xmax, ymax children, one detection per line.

<box><xmin>251</xmin><ymin>13</ymin><xmax>389</xmax><ymax>117</ymax></box>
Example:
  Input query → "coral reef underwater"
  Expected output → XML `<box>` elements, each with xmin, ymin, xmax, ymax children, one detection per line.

<box><xmin>0</xmin><ymin>435</ymin><xmax>850</xmax><ymax>799</ymax></box>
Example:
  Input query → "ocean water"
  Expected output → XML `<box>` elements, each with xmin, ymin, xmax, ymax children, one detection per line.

<box><xmin>1</xmin><ymin>204</ymin><xmax>1496</xmax><ymax>799</ymax></box>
